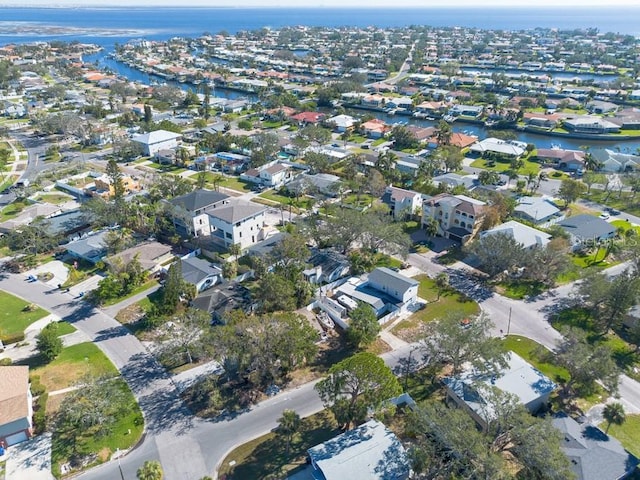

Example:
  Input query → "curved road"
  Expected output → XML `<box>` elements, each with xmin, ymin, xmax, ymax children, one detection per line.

<box><xmin>3</xmin><ymin>249</ymin><xmax>640</xmax><ymax>479</ymax></box>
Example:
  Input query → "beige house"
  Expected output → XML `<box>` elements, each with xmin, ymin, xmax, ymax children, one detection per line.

<box><xmin>421</xmin><ymin>193</ymin><xmax>486</xmax><ymax>242</ymax></box>
<box><xmin>0</xmin><ymin>366</ymin><xmax>33</xmax><ymax>446</ymax></box>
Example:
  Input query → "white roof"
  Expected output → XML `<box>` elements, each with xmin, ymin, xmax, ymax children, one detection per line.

<box><xmin>328</xmin><ymin>114</ymin><xmax>356</xmax><ymax>128</ymax></box>
<box><xmin>481</xmin><ymin>220</ymin><xmax>551</xmax><ymax>249</ymax></box>
<box><xmin>132</xmin><ymin>129</ymin><xmax>181</xmax><ymax>145</ymax></box>
<box><xmin>308</xmin><ymin>420</ymin><xmax>410</xmax><ymax>480</ymax></box>
<box><xmin>470</xmin><ymin>138</ymin><xmax>525</xmax><ymax>156</ymax></box>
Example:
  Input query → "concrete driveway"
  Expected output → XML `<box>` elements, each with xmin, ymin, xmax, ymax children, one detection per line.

<box><xmin>5</xmin><ymin>433</ymin><xmax>54</xmax><ymax>480</ymax></box>
<box><xmin>24</xmin><ymin>261</ymin><xmax>69</xmax><ymax>288</ymax></box>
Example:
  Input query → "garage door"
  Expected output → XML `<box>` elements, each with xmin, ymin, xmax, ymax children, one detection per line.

<box><xmin>5</xmin><ymin>431</ymin><xmax>27</xmax><ymax>446</ymax></box>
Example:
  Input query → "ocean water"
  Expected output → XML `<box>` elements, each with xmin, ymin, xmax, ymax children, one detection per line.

<box><xmin>0</xmin><ymin>7</ymin><xmax>639</xmax><ymax>48</ymax></box>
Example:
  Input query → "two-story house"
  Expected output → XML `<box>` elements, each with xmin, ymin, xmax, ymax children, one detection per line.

<box><xmin>167</xmin><ymin>189</ymin><xmax>230</xmax><ymax>238</ymax></box>
<box><xmin>422</xmin><ymin>193</ymin><xmax>487</xmax><ymax>242</ymax></box>
<box><xmin>207</xmin><ymin>199</ymin><xmax>268</xmax><ymax>250</ymax></box>
<box><xmin>380</xmin><ymin>185</ymin><xmax>422</xmax><ymax>219</ymax></box>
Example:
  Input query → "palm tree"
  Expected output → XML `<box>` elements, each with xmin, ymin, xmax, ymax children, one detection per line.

<box><xmin>603</xmin><ymin>402</ymin><xmax>626</xmax><ymax>434</ymax></box>
<box><xmin>278</xmin><ymin>409</ymin><xmax>301</xmax><ymax>456</ymax></box>
<box><xmin>424</xmin><ymin>217</ymin><xmax>439</xmax><ymax>238</ymax></box>
<box><xmin>137</xmin><ymin>460</ymin><xmax>163</xmax><ymax>480</ymax></box>
<box><xmin>531</xmin><ymin>171</ymin><xmax>548</xmax><ymax>194</ymax></box>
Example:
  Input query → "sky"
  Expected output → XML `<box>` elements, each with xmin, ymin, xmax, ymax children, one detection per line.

<box><xmin>4</xmin><ymin>0</ymin><xmax>640</xmax><ymax>7</ymax></box>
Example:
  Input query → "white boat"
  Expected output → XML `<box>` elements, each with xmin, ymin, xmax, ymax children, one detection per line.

<box><xmin>317</xmin><ymin>311</ymin><xmax>335</xmax><ymax>330</ymax></box>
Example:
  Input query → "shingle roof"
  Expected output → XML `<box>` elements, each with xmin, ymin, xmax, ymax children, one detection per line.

<box><xmin>0</xmin><ymin>366</ymin><xmax>30</xmax><ymax>426</ymax></box>
<box><xmin>65</xmin><ymin>230</ymin><xmax>109</xmax><ymax>259</ymax></box>
<box><xmin>106</xmin><ymin>242</ymin><xmax>173</xmax><ymax>272</ymax></box>
<box><xmin>514</xmin><ymin>196</ymin><xmax>561</xmax><ymax>222</ymax></box>
<box><xmin>552</xmin><ymin>412</ymin><xmax>639</xmax><ymax>480</ymax></box>
<box><xmin>368</xmin><ymin>267</ymin><xmax>419</xmax><ymax>296</ymax></box>
<box><xmin>181</xmin><ymin>256</ymin><xmax>222</xmax><ymax>285</ymax></box>
<box><xmin>207</xmin><ymin>200</ymin><xmax>266</xmax><ymax>224</ymax></box>
<box><xmin>558</xmin><ymin>214</ymin><xmax>615</xmax><ymax>241</ymax></box>
<box><xmin>481</xmin><ymin>220</ymin><xmax>551</xmax><ymax>249</ymax></box>
<box><xmin>169</xmin><ymin>189</ymin><xmax>229</xmax><ymax>212</ymax></box>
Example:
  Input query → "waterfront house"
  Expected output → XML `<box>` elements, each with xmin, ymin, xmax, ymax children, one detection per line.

<box><xmin>469</xmin><ymin>138</ymin><xmax>525</xmax><ymax>158</ymax></box>
<box><xmin>361</xmin><ymin>118</ymin><xmax>390</xmax><ymax>139</ymax></box>
<box><xmin>448</xmin><ymin>104</ymin><xmax>483</xmax><ymax>119</ymax></box>
<box><xmin>326</xmin><ymin>114</ymin><xmax>356</xmax><ymax>133</ymax></box>
<box><xmin>0</xmin><ymin>366</ymin><xmax>33</xmax><ymax>446</ymax></box>
<box><xmin>591</xmin><ymin>149</ymin><xmax>640</xmax><ymax>172</ymax></box>
<box><xmin>535</xmin><ymin>148</ymin><xmax>585</xmax><ymax>172</ymax></box>
<box><xmin>562</xmin><ymin>116</ymin><xmax>621</xmax><ymax>135</ymax></box>
<box><xmin>444</xmin><ymin>352</ymin><xmax>556</xmax><ymax>432</ymax></box>
<box><xmin>290</xmin><ymin>111</ymin><xmax>325</xmax><ymax>126</ymax></box>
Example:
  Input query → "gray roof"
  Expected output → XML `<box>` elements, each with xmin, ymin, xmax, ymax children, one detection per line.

<box><xmin>44</xmin><ymin>209</ymin><xmax>92</xmax><ymax>236</ymax></box>
<box><xmin>444</xmin><ymin>351</ymin><xmax>556</xmax><ymax>422</ymax></box>
<box><xmin>106</xmin><ymin>242</ymin><xmax>173</xmax><ymax>272</ymax></box>
<box><xmin>181</xmin><ymin>256</ymin><xmax>222</xmax><ymax>285</ymax></box>
<box><xmin>169</xmin><ymin>189</ymin><xmax>229</xmax><ymax>212</ymax></box>
<box><xmin>557</xmin><ymin>214</ymin><xmax>616</xmax><ymax>241</ymax></box>
<box><xmin>65</xmin><ymin>230</ymin><xmax>109</xmax><ymax>260</ymax></box>
<box><xmin>514</xmin><ymin>196</ymin><xmax>561</xmax><ymax>222</ymax></box>
<box><xmin>132</xmin><ymin>129</ymin><xmax>181</xmax><ymax>145</ymax></box>
<box><xmin>308</xmin><ymin>420</ymin><xmax>410</xmax><ymax>480</ymax></box>
<box><xmin>368</xmin><ymin>267</ymin><xmax>419</xmax><ymax>295</ymax></box>
<box><xmin>433</xmin><ymin>173</ymin><xmax>476</xmax><ymax>189</ymax></box>
<box><xmin>552</xmin><ymin>412</ymin><xmax>639</xmax><ymax>480</ymax></box>
<box><xmin>207</xmin><ymin>199</ymin><xmax>266</xmax><ymax>224</ymax></box>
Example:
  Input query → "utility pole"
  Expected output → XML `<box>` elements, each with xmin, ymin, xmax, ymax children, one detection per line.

<box><xmin>116</xmin><ymin>448</ymin><xmax>125</xmax><ymax>480</ymax></box>
<box><xmin>506</xmin><ymin>307</ymin><xmax>512</xmax><ymax>336</ymax></box>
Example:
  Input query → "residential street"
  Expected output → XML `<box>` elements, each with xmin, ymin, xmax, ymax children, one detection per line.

<box><xmin>2</xmin><ymin>247</ymin><xmax>640</xmax><ymax>479</ymax></box>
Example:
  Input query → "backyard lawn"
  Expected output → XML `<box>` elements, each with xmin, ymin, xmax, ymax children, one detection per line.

<box><xmin>470</xmin><ymin>155</ymin><xmax>540</xmax><ymax>176</ymax></box>
<box><xmin>392</xmin><ymin>275</ymin><xmax>479</xmax><ymax>340</ymax></box>
<box><xmin>0</xmin><ymin>290</ymin><xmax>49</xmax><ymax>343</ymax></box>
<box><xmin>220</xmin><ymin>176</ymin><xmax>253</xmax><ymax>192</ymax></box>
<box><xmin>218</xmin><ymin>410</ymin><xmax>339</xmax><ymax>480</ymax></box>
<box><xmin>258</xmin><ymin>190</ymin><xmax>315</xmax><ymax>211</ymax></box>
<box><xmin>34</xmin><ymin>193</ymin><xmax>74</xmax><ymax>205</ymax></box>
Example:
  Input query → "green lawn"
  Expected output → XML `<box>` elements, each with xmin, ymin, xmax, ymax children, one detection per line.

<box><xmin>62</xmin><ymin>259</ymin><xmax>100</xmax><ymax>288</ymax></box>
<box><xmin>100</xmin><ymin>279</ymin><xmax>159</xmax><ymax>307</ymax></box>
<box><xmin>0</xmin><ymin>200</ymin><xmax>31</xmax><ymax>221</ymax></box>
<box><xmin>502</xmin><ymin>335</ymin><xmax>569</xmax><ymax>384</ymax></box>
<box><xmin>34</xmin><ymin>194</ymin><xmax>72</xmax><ymax>205</ymax></box>
<box><xmin>29</xmin><ymin>341</ymin><xmax>118</xmax><ymax>393</ymax></box>
<box><xmin>51</xmin><ymin>378</ymin><xmax>143</xmax><ymax>479</ymax></box>
<box><xmin>55</xmin><ymin>322</ymin><xmax>76</xmax><ymax>337</ymax></box>
<box><xmin>219</xmin><ymin>410</ymin><xmax>339</xmax><ymax>480</ymax></box>
<box><xmin>258</xmin><ymin>190</ymin><xmax>315</xmax><ymax>211</ymax></box>
<box><xmin>393</xmin><ymin>275</ymin><xmax>479</xmax><ymax>338</ymax></box>
<box><xmin>219</xmin><ymin>176</ymin><xmax>253</xmax><ymax>192</ymax></box>
<box><xmin>601</xmin><ymin>414</ymin><xmax>640</xmax><ymax>458</ymax></box>
<box><xmin>470</xmin><ymin>155</ymin><xmax>540</xmax><ymax>176</ymax></box>
<box><xmin>611</xmin><ymin>219</ymin><xmax>640</xmax><ymax>236</ymax></box>
<box><xmin>341</xmin><ymin>193</ymin><xmax>374</xmax><ymax>209</ymax></box>
<box><xmin>585</xmin><ymin>189</ymin><xmax>640</xmax><ymax>217</ymax></box>
<box><xmin>0</xmin><ymin>290</ymin><xmax>49</xmax><ymax>343</ymax></box>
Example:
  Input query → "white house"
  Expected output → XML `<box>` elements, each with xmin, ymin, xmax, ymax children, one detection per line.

<box><xmin>480</xmin><ymin>220</ymin><xmax>552</xmax><ymax>250</ymax></box>
<box><xmin>514</xmin><ymin>196</ymin><xmax>563</xmax><ymax>225</ymax></box>
<box><xmin>180</xmin><ymin>255</ymin><xmax>223</xmax><ymax>292</ymax></box>
<box><xmin>167</xmin><ymin>189</ymin><xmax>231</xmax><ymax>238</ymax></box>
<box><xmin>132</xmin><ymin>129</ymin><xmax>182</xmax><ymax>156</ymax></box>
<box><xmin>207</xmin><ymin>199</ymin><xmax>268</xmax><ymax>250</ymax></box>
<box><xmin>444</xmin><ymin>352</ymin><xmax>556</xmax><ymax>432</ymax></box>
<box><xmin>327</xmin><ymin>114</ymin><xmax>357</xmax><ymax>132</ymax></box>
<box><xmin>469</xmin><ymin>138</ymin><xmax>526</xmax><ymax>158</ymax></box>
<box><xmin>591</xmin><ymin>149</ymin><xmax>640</xmax><ymax>172</ymax></box>
<box><xmin>367</xmin><ymin>267</ymin><xmax>418</xmax><ymax>305</ymax></box>
<box><xmin>380</xmin><ymin>185</ymin><xmax>423</xmax><ymax>219</ymax></box>
<box><xmin>259</xmin><ymin>163</ymin><xmax>291</xmax><ymax>188</ymax></box>
<box><xmin>308</xmin><ymin>420</ymin><xmax>410</xmax><ymax>480</ymax></box>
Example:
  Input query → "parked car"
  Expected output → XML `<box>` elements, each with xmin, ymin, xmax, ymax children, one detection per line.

<box><xmin>599</xmin><ymin>212</ymin><xmax>610</xmax><ymax>220</ymax></box>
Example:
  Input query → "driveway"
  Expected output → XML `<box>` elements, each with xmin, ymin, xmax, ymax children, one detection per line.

<box><xmin>5</xmin><ymin>433</ymin><xmax>54</xmax><ymax>480</ymax></box>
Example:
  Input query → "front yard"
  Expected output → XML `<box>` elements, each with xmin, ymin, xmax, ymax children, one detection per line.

<box><xmin>392</xmin><ymin>275</ymin><xmax>480</xmax><ymax>341</ymax></box>
<box><xmin>0</xmin><ymin>290</ymin><xmax>49</xmax><ymax>343</ymax></box>
<box><xmin>218</xmin><ymin>410</ymin><xmax>339</xmax><ymax>480</ymax></box>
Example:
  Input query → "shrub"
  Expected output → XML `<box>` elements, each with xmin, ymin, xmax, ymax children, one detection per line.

<box><xmin>0</xmin><ymin>358</ymin><xmax>12</xmax><ymax>366</ymax></box>
<box><xmin>33</xmin><ymin>392</ymin><xmax>48</xmax><ymax>434</ymax></box>
<box><xmin>1</xmin><ymin>332</ymin><xmax>25</xmax><ymax>344</ymax></box>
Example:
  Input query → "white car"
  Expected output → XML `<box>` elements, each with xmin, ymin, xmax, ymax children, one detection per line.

<box><xmin>599</xmin><ymin>212</ymin><xmax>610</xmax><ymax>220</ymax></box>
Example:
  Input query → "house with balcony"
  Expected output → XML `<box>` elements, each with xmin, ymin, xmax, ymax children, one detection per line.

<box><xmin>421</xmin><ymin>193</ymin><xmax>486</xmax><ymax>242</ymax></box>
<box><xmin>167</xmin><ymin>189</ymin><xmax>231</xmax><ymax>238</ymax></box>
<box><xmin>562</xmin><ymin>116</ymin><xmax>621</xmax><ymax>135</ymax></box>
<box><xmin>380</xmin><ymin>185</ymin><xmax>422</xmax><ymax>219</ymax></box>
<box><xmin>207</xmin><ymin>199</ymin><xmax>267</xmax><ymax>250</ymax></box>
